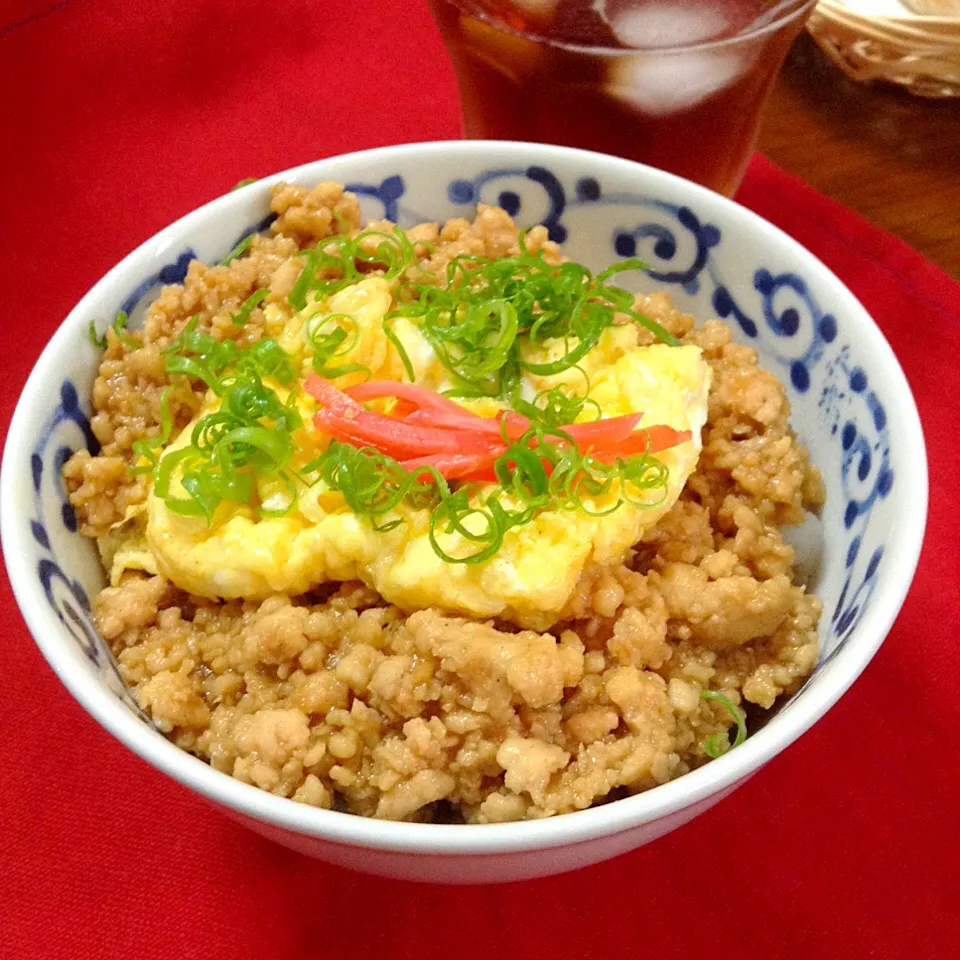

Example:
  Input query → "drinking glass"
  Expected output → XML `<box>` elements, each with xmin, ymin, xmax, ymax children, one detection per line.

<box><xmin>428</xmin><ymin>0</ymin><xmax>816</xmax><ymax>196</ymax></box>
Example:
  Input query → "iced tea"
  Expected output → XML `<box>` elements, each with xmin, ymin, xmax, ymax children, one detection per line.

<box><xmin>429</xmin><ymin>0</ymin><xmax>815</xmax><ymax>195</ymax></box>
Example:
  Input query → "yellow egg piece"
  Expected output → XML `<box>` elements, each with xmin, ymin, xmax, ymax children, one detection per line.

<box><xmin>145</xmin><ymin>280</ymin><xmax>711</xmax><ymax>628</ymax></box>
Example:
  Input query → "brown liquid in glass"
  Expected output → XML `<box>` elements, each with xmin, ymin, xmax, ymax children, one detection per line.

<box><xmin>429</xmin><ymin>0</ymin><xmax>810</xmax><ymax>195</ymax></box>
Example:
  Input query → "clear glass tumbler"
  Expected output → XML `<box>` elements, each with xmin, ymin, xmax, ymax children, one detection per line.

<box><xmin>428</xmin><ymin>0</ymin><xmax>816</xmax><ymax>196</ymax></box>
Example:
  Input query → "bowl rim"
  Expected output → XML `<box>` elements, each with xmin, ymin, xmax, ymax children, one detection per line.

<box><xmin>0</xmin><ymin>139</ymin><xmax>928</xmax><ymax>855</ymax></box>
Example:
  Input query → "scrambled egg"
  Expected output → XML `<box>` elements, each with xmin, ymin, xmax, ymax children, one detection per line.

<box><xmin>120</xmin><ymin>277</ymin><xmax>711</xmax><ymax>629</ymax></box>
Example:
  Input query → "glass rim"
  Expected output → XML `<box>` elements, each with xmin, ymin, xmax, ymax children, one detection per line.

<box><xmin>442</xmin><ymin>0</ymin><xmax>818</xmax><ymax>56</ymax></box>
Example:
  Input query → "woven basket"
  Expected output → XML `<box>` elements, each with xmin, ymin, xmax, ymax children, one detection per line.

<box><xmin>808</xmin><ymin>0</ymin><xmax>960</xmax><ymax>97</ymax></box>
<box><xmin>901</xmin><ymin>1</ymin><xmax>960</xmax><ymax>15</ymax></box>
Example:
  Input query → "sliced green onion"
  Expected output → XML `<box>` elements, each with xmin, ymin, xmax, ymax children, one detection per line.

<box><xmin>112</xmin><ymin>311</ymin><xmax>139</xmax><ymax>349</ymax></box>
<box><xmin>701</xmin><ymin>689</ymin><xmax>747</xmax><ymax>758</ymax></box>
<box><xmin>152</xmin><ymin>324</ymin><xmax>304</xmax><ymax>521</ymax></box>
<box><xmin>308</xmin><ymin>442</ymin><xmax>443</xmax><ymax>520</ymax></box>
<box><xmin>232</xmin><ymin>289</ymin><xmax>269</xmax><ymax>325</ymax></box>
<box><xmin>220</xmin><ymin>233</ymin><xmax>255</xmax><ymax>265</ymax></box>
<box><xmin>88</xmin><ymin>321</ymin><xmax>107</xmax><ymax>350</ymax></box>
<box><xmin>428</xmin><ymin>491</ymin><xmax>527</xmax><ymax>565</ymax></box>
<box><xmin>130</xmin><ymin>388</ymin><xmax>173</xmax><ymax>475</ymax></box>
<box><xmin>241</xmin><ymin>337</ymin><xmax>297</xmax><ymax>385</ymax></box>
<box><xmin>594</xmin><ymin>259</ymin><xmax>681</xmax><ymax>346</ymax></box>
<box><xmin>382</xmin><ymin>313</ymin><xmax>416</xmax><ymax>382</ymax></box>
<box><xmin>305</xmin><ymin>312</ymin><xmax>369</xmax><ymax>380</ymax></box>
<box><xmin>388</xmin><ymin>244</ymin><xmax>677</xmax><ymax>399</ymax></box>
<box><xmin>287</xmin><ymin>226</ymin><xmax>416</xmax><ymax>312</ymax></box>
<box><xmin>155</xmin><ymin>447</ymin><xmax>209</xmax><ymax>517</ymax></box>
<box><xmin>513</xmin><ymin>382</ymin><xmax>597</xmax><ymax>430</ymax></box>
<box><xmin>289</xmin><ymin>250</ymin><xmax>320</xmax><ymax>311</ymax></box>
<box><xmin>165</xmin><ymin>353</ymin><xmax>224</xmax><ymax>393</ymax></box>
<box><xmin>353</xmin><ymin>228</ymin><xmax>415</xmax><ymax>279</ymax></box>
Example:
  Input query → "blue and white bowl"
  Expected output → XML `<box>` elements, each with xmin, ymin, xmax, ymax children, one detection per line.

<box><xmin>0</xmin><ymin>142</ymin><xmax>927</xmax><ymax>883</ymax></box>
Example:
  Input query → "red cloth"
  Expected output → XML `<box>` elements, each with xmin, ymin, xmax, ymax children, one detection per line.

<box><xmin>1</xmin><ymin>1</ymin><xmax>958</xmax><ymax>957</ymax></box>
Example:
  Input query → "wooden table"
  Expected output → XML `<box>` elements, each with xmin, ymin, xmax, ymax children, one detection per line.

<box><xmin>759</xmin><ymin>33</ymin><xmax>960</xmax><ymax>278</ymax></box>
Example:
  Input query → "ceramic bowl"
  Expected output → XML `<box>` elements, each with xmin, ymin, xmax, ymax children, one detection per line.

<box><xmin>0</xmin><ymin>141</ymin><xmax>927</xmax><ymax>883</ymax></box>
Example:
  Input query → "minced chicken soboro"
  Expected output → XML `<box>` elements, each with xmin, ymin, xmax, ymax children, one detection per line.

<box><xmin>63</xmin><ymin>181</ymin><xmax>824</xmax><ymax>823</ymax></box>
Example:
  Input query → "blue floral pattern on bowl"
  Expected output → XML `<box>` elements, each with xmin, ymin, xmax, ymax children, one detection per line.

<box><xmin>29</xmin><ymin>384</ymin><xmax>147</xmax><ymax>715</ymax></box>
<box><xmin>30</xmin><ymin>163</ymin><xmax>893</xmax><ymax>705</ymax></box>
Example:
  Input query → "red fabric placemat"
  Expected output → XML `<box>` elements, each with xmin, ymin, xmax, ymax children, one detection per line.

<box><xmin>1</xmin><ymin>2</ymin><xmax>958</xmax><ymax>957</ymax></box>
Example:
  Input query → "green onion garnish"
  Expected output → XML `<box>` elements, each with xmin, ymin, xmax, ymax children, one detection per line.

<box><xmin>428</xmin><ymin>487</ymin><xmax>533</xmax><ymax>565</ymax></box>
<box><xmin>284</xmin><ymin>224</ymin><xmax>677</xmax><ymax>401</ymax></box>
<box><xmin>305</xmin><ymin>442</ymin><xmax>444</xmax><ymax>520</ymax></box>
<box><xmin>90</xmin><ymin>312</ymin><xmax>138</xmax><ymax>350</ymax></box>
<box><xmin>304</xmin><ymin>312</ymin><xmax>369</xmax><ymax>380</ymax></box>
<box><xmin>130</xmin><ymin>388</ymin><xmax>173</xmax><ymax>475</ymax></box>
<box><xmin>231</xmin><ymin>178</ymin><xmax>258</xmax><ymax>191</ymax></box>
<box><xmin>701</xmin><ymin>690</ymin><xmax>747</xmax><ymax>758</ymax></box>
<box><xmin>220</xmin><ymin>234</ymin><xmax>255</xmax><ymax>266</ymax></box>
<box><xmin>513</xmin><ymin>381</ymin><xmax>600</xmax><ymax>430</ymax></box>
<box><xmin>289</xmin><ymin>226</ymin><xmax>417</xmax><ymax>311</ymax></box>
<box><xmin>232</xmin><ymin>289</ymin><xmax>269</xmax><ymax>326</ymax></box>
<box><xmin>112</xmin><ymin>311</ymin><xmax>139</xmax><ymax>349</ymax></box>
<box><xmin>88</xmin><ymin>321</ymin><xmax>107</xmax><ymax>350</ymax></box>
<box><xmin>392</xmin><ymin>243</ymin><xmax>678</xmax><ymax>400</ymax></box>
<box><xmin>304</xmin><ymin>422</ymin><xmax>669</xmax><ymax>565</ymax></box>
<box><xmin>150</xmin><ymin>330</ymin><xmax>302</xmax><ymax>522</ymax></box>
<box><xmin>382</xmin><ymin>313</ymin><xmax>416</xmax><ymax>382</ymax></box>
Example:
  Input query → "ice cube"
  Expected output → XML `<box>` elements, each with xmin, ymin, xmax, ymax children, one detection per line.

<box><xmin>607</xmin><ymin>47</ymin><xmax>747</xmax><ymax>116</ymax></box>
<box><xmin>601</xmin><ymin>1</ymin><xmax>730</xmax><ymax>48</ymax></box>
